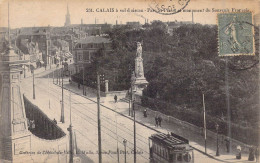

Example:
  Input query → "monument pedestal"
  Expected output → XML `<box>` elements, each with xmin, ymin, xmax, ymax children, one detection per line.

<box><xmin>0</xmin><ymin>47</ymin><xmax>33</xmax><ymax>163</ymax></box>
<box><xmin>133</xmin><ymin>77</ymin><xmax>148</xmax><ymax>95</ymax></box>
<box><xmin>132</xmin><ymin>42</ymin><xmax>148</xmax><ymax>96</ymax></box>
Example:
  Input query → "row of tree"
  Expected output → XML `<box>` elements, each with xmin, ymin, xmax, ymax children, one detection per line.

<box><xmin>82</xmin><ymin>21</ymin><xmax>259</xmax><ymax>128</ymax></box>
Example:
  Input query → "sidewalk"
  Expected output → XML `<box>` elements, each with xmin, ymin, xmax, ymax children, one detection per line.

<box><xmin>60</xmin><ymin>81</ymin><xmax>256</xmax><ymax>163</ymax></box>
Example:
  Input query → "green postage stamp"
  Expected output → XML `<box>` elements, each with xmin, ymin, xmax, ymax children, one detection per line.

<box><xmin>218</xmin><ymin>12</ymin><xmax>255</xmax><ymax>56</ymax></box>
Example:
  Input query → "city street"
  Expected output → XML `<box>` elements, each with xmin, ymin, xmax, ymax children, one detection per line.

<box><xmin>19</xmin><ymin>68</ymin><xmax>224</xmax><ymax>163</ymax></box>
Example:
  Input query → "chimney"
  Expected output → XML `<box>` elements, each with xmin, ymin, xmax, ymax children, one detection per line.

<box><xmin>192</xmin><ymin>11</ymin><xmax>194</xmax><ymax>24</ymax></box>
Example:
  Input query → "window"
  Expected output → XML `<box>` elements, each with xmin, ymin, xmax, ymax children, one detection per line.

<box><xmin>177</xmin><ymin>154</ymin><xmax>183</xmax><ymax>161</ymax></box>
<box><xmin>83</xmin><ymin>51</ymin><xmax>89</xmax><ymax>61</ymax></box>
<box><xmin>183</xmin><ymin>153</ymin><xmax>191</xmax><ymax>162</ymax></box>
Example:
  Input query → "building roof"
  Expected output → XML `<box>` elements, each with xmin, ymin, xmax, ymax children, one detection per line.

<box><xmin>76</xmin><ymin>36</ymin><xmax>111</xmax><ymax>44</ymax></box>
<box><xmin>149</xmin><ymin>132</ymin><xmax>189</xmax><ymax>149</ymax></box>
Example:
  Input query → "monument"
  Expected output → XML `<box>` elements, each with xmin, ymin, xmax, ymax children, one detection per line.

<box><xmin>0</xmin><ymin>44</ymin><xmax>33</xmax><ymax>163</ymax></box>
<box><xmin>0</xmin><ymin>3</ymin><xmax>32</xmax><ymax>162</ymax></box>
<box><xmin>133</xmin><ymin>42</ymin><xmax>148</xmax><ymax>95</ymax></box>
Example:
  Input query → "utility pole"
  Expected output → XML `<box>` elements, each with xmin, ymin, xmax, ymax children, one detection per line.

<box><xmin>61</xmin><ymin>64</ymin><xmax>65</xmax><ymax>123</ymax></box>
<box><xmin>83</xmin><ymin>64</ymin><xmax>85</xmax><ymax>95</ymax></box>
<box><xmin>32</xmin><ymin>69</ymin><xmax>35</xmax><ymax>99</ymax></box>
<box><xmin>97</xmin><ymin>72</ymin><xmax>102</xmax><ymax>163</ymax></box>
<box><xmin>59</xmin><ymin>69</ymin><xmax>61</xmax><ymax>85</ymax></box>
<box><xmin>115</xmin><ymin>104</ymin><xmax>120</xmax><ymax>163</ymax></box>
<box><xmin>52</xmin><ymin>69</ymin><xmax>54</xmax><ymax>83</ymax></box>
<box><xmin>132</xmin><ymin>70</ymin><xmax>136</xmax><ymax>163</ymax></box>
<box><xmin>131</xmin><ymin>71</ymin><xmax>135</xmax><ymax>117</ymax></box>
<box><xmin>133</xmin><ymin>95</ymin><xmax>136</xmax><ymax>163</ymax></box>
<box><xmin>123</xmin><ymin>139</ymin><xmax>127</xmax><ymax>163</ymax></box>
<box><xmin>68</xmin><ymin>90</ymin><xmax>74</xmax><ymax>163</ymax></box>
<box><xmin>203</xmin><ymin>93</ymin><xmax>207</xmax><ymax>153</ymax></box>
<box><xmin>49</xmin><ymin>32</ymin><xmax>52</xmax><ymax>69</ymax></box>
<box><xmin>48</xmin><ymin>74</ymin><xmax>50</xmax><ymax>109</ymax></box>
<box><xmin>225</xmin><ymin>58</ymin><xmax>231</xmax><ymax>153</ymax></box>
<box><xmin>129</xmin><ymin>80</ymin><xmax>132</xmax><ymax>116</ymax></box>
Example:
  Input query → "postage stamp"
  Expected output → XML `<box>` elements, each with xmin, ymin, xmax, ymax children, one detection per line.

<box><xmin>217</xmin><ymin>12</ymin><xmax>255</xmax><ymax>56</ymax></box>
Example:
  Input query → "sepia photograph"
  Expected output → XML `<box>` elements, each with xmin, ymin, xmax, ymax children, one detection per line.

<box><xmin>0</xmin><ymin>0</ymin><xmax>259</xmax><ymax>162</ymax></box>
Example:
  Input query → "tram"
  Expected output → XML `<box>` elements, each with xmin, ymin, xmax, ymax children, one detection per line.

<box><xmin>149</xmin><ymin>132</ymin><xmax>194</xmax><ymax>163</ymax></box>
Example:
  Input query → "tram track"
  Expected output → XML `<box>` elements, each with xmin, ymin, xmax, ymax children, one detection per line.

<box><xmin>29</xmin><ymin>80</ymin><xmax>150</xmax><ymax>161</ymax></box>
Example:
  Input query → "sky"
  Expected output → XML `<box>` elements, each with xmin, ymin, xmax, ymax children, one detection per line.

<box><xmin>0</xmin><ymin>0</ymin><xmax>259</xmax><ymax>28</ymax></box>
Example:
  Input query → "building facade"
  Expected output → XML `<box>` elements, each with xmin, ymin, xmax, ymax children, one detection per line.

<box><xmin>73</xmin><ymin>36</ymin><xmax>112</xmax><ymax>73</ymax></box>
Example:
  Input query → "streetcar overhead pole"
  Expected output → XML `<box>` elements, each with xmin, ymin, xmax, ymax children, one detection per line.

<box><xmin>68</xmin><ymin>89</ymin><xmax>74</xmax><ymax>163</ymax></box>
<box><xmin>131</xmin><ymin>71</ymin><xmax>137</xmax><ymax>163</ymax></box>
<box><xmin>203</xmin><ymin>93</ymin><xmax>207</xmax><ymax>153</ymax></box>
<box><xmin>32</xmin><ymin>68</ymin><xmax>35</xmax><ymax>99</ymax></box>
<box><xmin>60</xmin><ymin>63</ymin><xmax>65</xmax><ymax>123</ymax></box>
<box><xmin>97</xmin><ymin>72</ymin><xmax>102</xmax><ymax>163</ymax></box>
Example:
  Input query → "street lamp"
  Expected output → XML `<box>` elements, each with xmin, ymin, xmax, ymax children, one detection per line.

<box><xmin>123</xmin><ymin>139</ymin><xmax>127</xmax><ymax>163</ymax></box>
<box><xmin>97</xmin><ymin>72</ymin><xmax>102</xmax><ymax>163</ymax></box>
<box><xmin>215</xmin><ymin>123</ymin><xmax>220</xmax><ymax>156</ymax></box>
<box><xmin>32</xmin><ymin>68</ymin><xmax>35</xmax><ymax>99</ymax></box>
<box><xmin>131</xmin><ymin>71</ymin><xmax>135</xmax><ymax>117</ymax></box>
<box><xmin>82</xmin><ymin>64</ymin><xmax>85</xmax><ymax>95</ymax></box>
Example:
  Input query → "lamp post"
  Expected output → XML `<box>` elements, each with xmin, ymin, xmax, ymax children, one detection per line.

<box><xmin>60</xmin><ymin>63</ymin><xmax>65</xmax><ymax>123</ymax></box>
<box><xmin>32</xmin><ymin>68</ymin><xmax>35</xmax><ymax>99</ymax></box>
<box><xmin>128</xmin><ymin>64</ymin><xmax>133</xmax><ymax>116</ymax></box>
<box><xmin>215</xmin><ymin>123</ymin><xmax>220</xmax><ymax>156</ymax></box>
<box><xmin>52</xmin><ymin>68</ymin><xmax>54</xmax><ymax>84</ymax></box>
<box><xmin>123</xmin><ymin>139</ymin><xmax>127</xmax><ymax>163</ymax></box>
<box><xmin>82</xmin><ymin>63</ymin><xmax>85</xmax><ymax>95</ymax></box>
<box><xmin>131</xmin><ymin>71</ymin><xmax>135</xmax><ymax>117</ymax></box>
<box><xmin>67</xmin><ymin>90</ymin><xmax>74</xmax><ymax>163</ymax></box>
<box><xmin>59</xmin><ymin>69</ymin><xmax>61</xmax><ymax>85</ymax></box>
<box><xmin>97</xmin><ymin>72</ymin><xmax>102</xmax><ymax>163</ymax></box>
<box><xmin>131</xmin><ymin>71</ymin><xmax>136</xmax><ymax>163</ymax></box>
<box><xmin>56</xmin><ymin>64</ymin><xmax>58</xmax><ymax>84</ymax></box>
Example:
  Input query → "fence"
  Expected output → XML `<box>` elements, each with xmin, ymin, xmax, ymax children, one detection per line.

<box><xmin>23</xmin><ymin>95</ymin><xmax>66</xmax><ymax>140</ymax></box>
<box><xmin>140</xmin><ymin>95</ymin><xmax>259</xmax><ymax>146</ymax></box>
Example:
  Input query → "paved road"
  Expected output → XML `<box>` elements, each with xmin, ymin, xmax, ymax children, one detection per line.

<box><xmin>21</xmin><ymin>69</ymin><xmax>221</xmax><ymax>163</ymax></box>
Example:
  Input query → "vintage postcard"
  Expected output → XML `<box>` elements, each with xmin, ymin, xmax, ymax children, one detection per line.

<box><xmin>0</xmin><ymin>0</ymin><xmax>259</xmax><ymax>162</ymax></box>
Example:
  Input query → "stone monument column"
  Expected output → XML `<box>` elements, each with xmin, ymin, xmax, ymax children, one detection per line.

<box><xmin>0</xmin><ymin>46</ymin><xmax>32</xmax><ymax>162</ymax></box>
<box><xmin>133</xmin><ymin>42</ymin><xmax>148</xmax><ymax>95</ymax></box>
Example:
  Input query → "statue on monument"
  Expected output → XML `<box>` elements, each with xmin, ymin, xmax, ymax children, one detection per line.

<box><xmin>135</xmin><ymin>42</ymin><xmax>144</xmax><ymax>78</ymax></box>
<box><xmin>136</xmin><ymin>42</ymin><xmax>142</xmax><ymax>58</ymax></box>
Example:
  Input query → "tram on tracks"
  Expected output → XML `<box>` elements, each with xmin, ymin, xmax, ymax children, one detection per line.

<box><xmin>149</xmin><ymin>132</ymin><xmax>194</xmax><ymax>163</ymax></box>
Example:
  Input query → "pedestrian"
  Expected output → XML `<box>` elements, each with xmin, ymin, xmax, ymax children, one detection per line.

<box><xmin>225</xmin><ymin>138</ymin><xmax>230</xmax><ymax>153</ymax></box>
<box><xmin>53</xmin><ymin>118</ymin><xmax>57</xmax><ymax>124</ymax></box>
<box><xmin>114</xmin><ymin>95</ymin><xmax>118</xmax><ymax>103</ymax></box>
<box><xmin>236</xmin><ymin>145</ymin><xmax>242</xmax><ymax>159</ymax></box>
<box><xmin>44</xmin><ymin>63</ymin><xmax>47</xmax><ymax>70</ymax></box>
<box><xmin>27</xmin><ymin>118</ymin><xmax>31</xmax><ymax>130</ymax></box>
<box><xmin>143</xmin><ymin>109</ymin><xmax>147</xmax><ymax>117</ymax></box>
<box><xmin>31</xmin><ymin>120</ymin><xmax>35</xmax><ymax>131</ymax></box>
<box><xmin>249</xmin><ymin>146</ymin><xmax>255</xmax><ymax>161</ymax></box>
<box><xmin>155</xmin><ymin>116</ymin><xmax>158</xmax><ymax>127</ymax></box>
<box><xmin>255</xmin><ymin>146</ymin><xmax>259</xmax><ymax>163</ymax></box>
<box><xmin>78</xmin><ymin>83</ymin><xmax>80</xmax><ymax>89</ymax></box>
<box><xmin>158</xmin><ymin>115</ymin><xmax>162</xmax><ymax>127</ymax></box>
